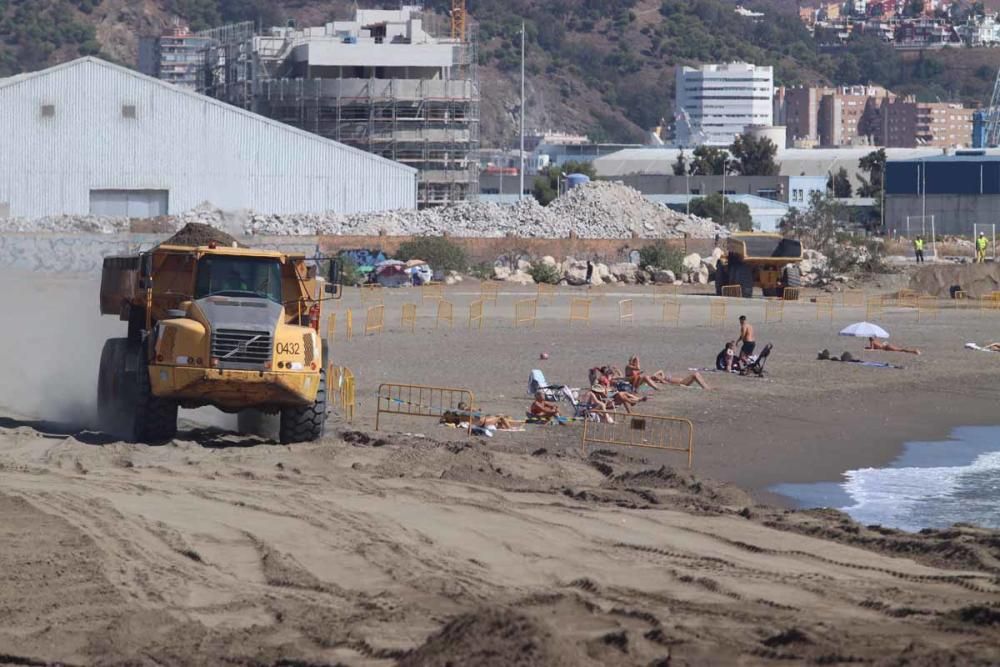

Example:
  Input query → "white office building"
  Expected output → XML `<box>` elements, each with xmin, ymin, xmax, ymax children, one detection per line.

<box><xmin>674</xmin><ymin>63</ymin><xmax>774</xmax><ymax>147</ymax></box>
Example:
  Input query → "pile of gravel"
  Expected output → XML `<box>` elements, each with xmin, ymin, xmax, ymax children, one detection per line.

<box><xmin>0</xmin><ymin>182</ymin><xmax>729</xmax><ymax>240</ymax></box>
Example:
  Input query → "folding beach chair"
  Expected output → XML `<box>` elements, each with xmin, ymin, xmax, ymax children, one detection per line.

<box><xmin>740</xmin><ymin>343</ymin><xmax>772</xmax><ymax>377</ymax></box>
<box><xmin>527</xmin><ymin>369</ymin><xmax>577</xmax><ymax>402</ymax></box>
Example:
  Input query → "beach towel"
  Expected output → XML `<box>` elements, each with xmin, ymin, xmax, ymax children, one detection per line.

<box><xmin>965</xmin><ymin>342</ymin><xmax>1000</xmax><ymax>352</ymax></box>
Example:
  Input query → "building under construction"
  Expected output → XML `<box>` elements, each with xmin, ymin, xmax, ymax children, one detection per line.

<box><xmin>199</xmin><ymin>5</ymin><xmax>479</xmax><ymax>207</ymax></box>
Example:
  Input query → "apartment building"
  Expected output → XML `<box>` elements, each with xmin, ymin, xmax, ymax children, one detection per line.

<box><xmin>880</xmin><ymin>97</ymin><xmax>973</xmax><ymax>148</ymax></box>
<box><xmin>776</xmin><ymin>85</ymin><xmax>892</xmax><ymax>147</ymax></box>
<box><xmin>675</xmin><ymin>63</ymin><xmax>774</xmax><ymax>147</ymax></box>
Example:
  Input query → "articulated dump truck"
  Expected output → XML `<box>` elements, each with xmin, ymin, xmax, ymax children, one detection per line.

<box><xmin>98</xmin><ymin>231</ymin><xmax>340</xmax><ymax>444</ymax></box>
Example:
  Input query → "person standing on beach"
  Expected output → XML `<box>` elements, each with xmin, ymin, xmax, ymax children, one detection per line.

<box><xmin>736</xmin><ymin>315</ymin><xmax>756</xmax><ymax>360</ymax></box>
<box><xmin>914</xmin><ymin>236</ymin><xmax>925</xmax><ymax>263</ymax></box>
<box><xmin>976</xmin><ymin>232</ymin><xmax>988</xmax><ymax>263</ymax></box>
<box><xmin>586</xmin><ymin>259</ymin><xmax>594</xmax><ymax>284</ymax></box>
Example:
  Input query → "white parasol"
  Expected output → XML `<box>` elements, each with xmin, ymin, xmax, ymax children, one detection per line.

<box><xmin>839</xmin><ymin>322</ymin><xmax>889</xmax><ymax>339</ymax></box>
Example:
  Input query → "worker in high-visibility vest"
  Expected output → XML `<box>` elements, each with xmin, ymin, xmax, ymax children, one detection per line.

<box><xmin>976</xmin><ymin>232</ymin><xmax>988</xmax><ymax>263</ymax></box>
<box><xmin>913</xmin><ymin>236</ymin><xmax>925</xmax><ymax>263</ymax></box>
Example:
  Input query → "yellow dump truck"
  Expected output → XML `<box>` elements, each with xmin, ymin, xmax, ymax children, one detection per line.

<box><xmin>714</xmin><ymin>232</ymin><xmax>803</xmax><ymax>298</ymax></box>
<box><xmin>98</xmin><ymin>233</ymin><xmax>340</xmax><ymax>443</ymax></box>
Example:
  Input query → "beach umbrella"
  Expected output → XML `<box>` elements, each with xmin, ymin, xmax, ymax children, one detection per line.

<box><xmin>839</xmin><ymin>322</ymin><xmax>889</xmax><ymax>339</ymax></box>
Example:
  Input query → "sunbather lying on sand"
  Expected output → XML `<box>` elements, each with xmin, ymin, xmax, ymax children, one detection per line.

<box><xmin>579</xmin><ymin>387</ymin><xmax>616</xmax><ymax>422</ymax></box>
<box><xmin>626</xmin><ymin>355</ymin><xmax>668</xmax><ymax>390</ymax></box>
<box><xmin>592</xmin><ymin>383</ymin><xmax>648</xmax><ymax>413</ymax></box>
<box><xmin>866</xmin><ymin>337</ymin><xmax>921</xmax><ymax>355</ymax></box>
<box><xmin>457</xmin><ymin>402</ymin><xmax>514</xmax><ymax>430</ymax></box>
<box><xmin>663</xmin><ymin>371</ymin><xmax>712</xmax><ymax>389</ymax></box>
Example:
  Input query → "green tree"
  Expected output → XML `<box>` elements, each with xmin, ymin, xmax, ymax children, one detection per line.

<box><xmin>395</xmin><ymin>237</ymin><xmax>468</xmax><ymax>272</ymax></box>
<box><xmin>729</xmin><ymin>133</ymin><xmax>779</xmax><ymax>176</ymax></box>
<box><xmin>829</xmin><ymin>167</ymin><xmax>853</xmax><ymax>198</ymax></box>
<box><xmin>690</xmin><ymin>193</ymin><xmax>754</xmax><ymax>231</ymax></box>
<box><xmin>858</xmin><ymin>148</ymin><xmax>886</xmax><ymax>198</ymax></box>
<box><xmin>688</xmin><ymin>146</ymin><xmax>731</xmax><ymax>176</ymax></box>
<box><xmin>672</xmin><ymin>150</ymin><xmax>688</xmax><ymax>176</ymax></box>
<box><xmin>778</xmin><ymin>192</ymin><xmax>848</xmax><ymax>251</ymax></box>
<box><xmin>531</xmin><ymin>160</ymin><xmax>597</xmax><ymax>206</ymax></box>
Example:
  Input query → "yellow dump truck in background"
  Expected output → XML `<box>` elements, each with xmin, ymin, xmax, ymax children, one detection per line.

<box><xmin>715</xmin><ymin>232</ymin><xmax>804</xmax><ymax>298</ymax></box>
<box><xmin>99</xmin><ymin>236</ymin><xmax>340</xmax><ymax>443</ymax></box>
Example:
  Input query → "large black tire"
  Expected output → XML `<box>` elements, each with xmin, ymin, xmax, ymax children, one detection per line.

<box><xmin>125</xmin><ymin>342</ymin><xmax>178</xmax><ymax>443</ymax></box>
<box><xmin>279</xmin><ymin>365</ymin><xmax>327</xmax><ymax>444</ymax></box>
<box><xmin>729</xmin><ymin>261</ymin><xmax>754</xmax><ymax>298</ymax></box>
<box><xmin>714</xmin><ymin>262</ymin><xmax>729</xmax><ymax>296</ymax></box>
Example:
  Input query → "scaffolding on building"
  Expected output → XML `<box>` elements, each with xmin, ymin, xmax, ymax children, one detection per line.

<box><xmin>198</xmin><ymin>13</ymin><xmax>479</xmax><ymax>207</ymax></box>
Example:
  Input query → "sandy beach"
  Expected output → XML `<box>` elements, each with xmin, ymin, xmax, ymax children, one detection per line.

<box><xmin>1</xmin><ymin>272</ymin><xmax>998</xmax><ymax>665</ymax></box>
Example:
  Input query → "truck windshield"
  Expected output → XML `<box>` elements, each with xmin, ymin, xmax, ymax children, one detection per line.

<box><xmin>194</xmin><ymin>256</ymin><xmax>283</xmax><ymax>303</ymax></box>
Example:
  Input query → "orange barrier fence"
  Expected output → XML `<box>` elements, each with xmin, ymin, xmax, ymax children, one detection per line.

<box><xmin>468</xmin><ymin>299</ymin><xmax>485</xmax><ymax>330</ymax></box>
<box><xmin>765</xmin><ymin>298</ymin><xmax>784</xmax><ymax>323</ymax></box>
<box><xmin>401</xmin><ymin>303</ymin><xmax>417</xmax><ymax>332</ymax></box>
<box><xmin>709</xmin><ymin>299</ymin><xmax>726</xmax><ymax>326</ymax></box>
<box><xmin>618</xmin><ymin>299</ymin><xmax>634</xmax><ymax>326</ymax></box>
<box><xmin>569</xmin><ymin>298</ymin><xmax>591</xmax><ymax>326</ymax></box>
<box><xmin>364</xmin><ymin>304</ymin><xmax>384</xmax><ymax>335</ymax></box>
<box><xmin>436</xmin><ymin>300</ymin><xmax>454</xmax><ymax>328</ymax></box>
<box><xmin>661</xmin><ymin>300</ymin><xmax>681</xmax><ymax>325</ymax></box>
<box><xmin>581</xmin><ymin>413</ymin><xmax>694</xmax><ymax>468</ymax></box>
<box><xmin>375</xmin><ymin>383</ymin><xmax>474</xmax><ymax>436</ymax></box>
<box><xmin>514</xmin><ymin>298</ymin><xmax>538</xmax><ymax>327</ymax></box>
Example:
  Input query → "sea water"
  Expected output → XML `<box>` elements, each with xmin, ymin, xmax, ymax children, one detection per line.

<box><xmin>773</xmin><ymin>426</ymin><xmax>1000</xmax><ymax>532</ymax></box>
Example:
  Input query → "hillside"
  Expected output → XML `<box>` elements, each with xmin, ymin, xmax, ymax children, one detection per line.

<box><xmin>2</xmin><ymin>0</ymin><xmax>1000</xmax><ymax>145</ymax></box>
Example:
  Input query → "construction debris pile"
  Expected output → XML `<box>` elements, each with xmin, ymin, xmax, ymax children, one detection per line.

<box><xmin>0</xmin><ymin>183</ymin><xmax>728</xmax><ymax>240</ymax></box>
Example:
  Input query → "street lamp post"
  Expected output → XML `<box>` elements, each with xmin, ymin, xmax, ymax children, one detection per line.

<box><xmin>519</xmin><ymin>22</ymin><xmax>525</xmax><ymax>202</ymax></box>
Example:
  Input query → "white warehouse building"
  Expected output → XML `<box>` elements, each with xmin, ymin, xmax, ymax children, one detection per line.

<box><xmin>0</xmin><ymin>57</ymin><xmax>416</xmax><ymax>219</ymax></box>
<box><xmin>675</xmin><ymin>63</ymin><xmax>774</xmax><ymax>147</ymax></box>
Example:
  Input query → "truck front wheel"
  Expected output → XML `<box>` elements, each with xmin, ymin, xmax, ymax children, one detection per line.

<box><xmin>279</xmin><ymin>366</ymin><xmax>327</xmax><ymax>444</ymax></box>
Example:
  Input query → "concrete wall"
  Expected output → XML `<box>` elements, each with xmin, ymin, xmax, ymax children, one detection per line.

<box><xmin>885</xmin><ymin>194</ymin><xmax>1000</xmax><ymax>236</ymax></box>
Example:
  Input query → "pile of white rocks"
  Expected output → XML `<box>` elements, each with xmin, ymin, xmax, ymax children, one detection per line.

<box><xmin>491</xmin><ymin>248</ymin><xmax>727</xmax><ymax>286</ymax></box>
<box><xmin>0</xmin><ymin>182</ymin><xmax>729</xmax><ymax>240</ymax></box>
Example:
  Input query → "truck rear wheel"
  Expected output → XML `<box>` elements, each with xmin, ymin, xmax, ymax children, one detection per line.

<box><xmin>97</xmin><ymin>338</ymin><xmax>129</xmax><ymax>435</ymax></box>
<box><xmin>714</xmin><ymin>263</ymin><xmax>729</xmax><ymax>296</ymax></box>
<box><xmin>279</xmin><ymin>365</ymin><xmax>327</xmax><ymax>444</ymax></box>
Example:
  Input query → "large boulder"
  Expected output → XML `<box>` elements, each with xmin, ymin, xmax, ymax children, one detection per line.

<box><xmin>609</xmin><ymin>262</ymin><xmax>640</xmax><ymax>284</ymax></box>
<box><xmin>563</xmin><ymin>261</ymin><xmax>589</xmax><ymax>286</ymax></box>
<box><xmin>516</xmin><ymin>258</ymin><xmax>533</xmax><ymax>272</ymax></box>
<box><xmin>682</xmin><ymin>252</ymin><xmax>702</xmax><ymax>272</ymax></box>
<box><xmin>695</xmin><ymin>265</ymin><xmax>710</xmax><ymax>285</ymax></box>
<box><xmin>594</xmin><ymin>263</ymin><xmax>611</xmax><ymax>284</ymax></box>
<box><xmin>493</xmin><ymin>265</ymin><xmax>512</xmax><ymax>280</ymax></box>
<box><xmin>508</xmin><ymin>270</ymin><xmax>535</xmax><ymax>285</ymax></box>
<box><xmin>540</xmin><ymin>255</ymin><xmax>558</xmax><ymax>267</ymax></box>
<box><xmin>652</xmin><ymin>268</ymin><xmax>676</xmax><ymax>284</ymax></box>
<box><xmin>701</xmin><ymin>255</ymin><xmax>719</xmax><ymax>271</ymax></box>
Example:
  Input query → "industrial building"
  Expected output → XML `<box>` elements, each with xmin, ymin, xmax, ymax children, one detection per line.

<box><xmin>885</xmin><ymin>151</ymin><xmax>1000</xmax><ymax>235</ymax></box>
<box><xmin>200</xmin><ymin>6</ymin><xmax>479</xmax><ymax>207</ymax></box>
<box><xmin>593</xmin><ymin>146</ymin><xmax>943</xmax><ymax>193</ymax></box>
<box><xmin>0</xmin><ymin>58</ymin><xmax>416</xmax><ymax>219</ymax></box>
<box><xmin>674</xmin><ymin>63</ymin><xmax>774</xmax><ymax>147</ymax></box>
<box><xmin>612</xmin><ymin>174</ymin><xmax>827</xmax><ymax>210</ymax></box>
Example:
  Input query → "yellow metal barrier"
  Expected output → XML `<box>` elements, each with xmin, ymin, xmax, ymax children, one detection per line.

<box><xmin>954</xmin><ymin>290</ymin><xmax>968</xmax><ymax>301</ymax></box>
<box><xmin>709</xmin><ymin>299</ymin><xmax>726</xmax><ymax>326</ymax></box>
<box><xmin>581</xmin><ymin>412</ymin><xmax>694</xmax><ymax>468</ymax></box>
<box><xmin>468</xmin><ymin>299</ymin><xmax>485</xmax><ymax>330</ymax></box>
<box><xmin>375</xmin><ymin>382</ymin><xmax>475</xmax><ymax>435</ymax></box>
<box><xmin>917</xmin><ymin>295</ymin><xmax>939</xmax><ymax>321</ymax></box>
<box><xmin>991</xmin><ymin>291</ymin><xmax>1000</xmax><ymax>310</ymax></box>
<box><xmin>364</xmin><ymin>304</ymin><xmax>385</xmax><ymax>335</ymax></box>
<box><xmin>422</xmin><ymin>283</ymin><xmax>444</xmax><ymax>303</ymax></box>
<box><xmin>514</xmin><ymin>298</ymin><xmax>538</xmax><ymax>327</ymax></box>
<box><xmin>480</xmin><ymin>281</ymin><xmax>500</xmax><ymax>305</ymax></box>
<box><xmin>401</xmin><ymin>303</ymin><xmax>417</xmax><ymax>332</ymax></box>
<box><xmin>360</xmin><ymin>284</ymin><xmax>384</xmax><ymax>304</ymax></box>
<box><xmin>782</xmin><ymin>287</ymin><xmax>800</xmax><ymax>301</ymax></box>
<box><xmin>436</xmin><ymin>300</ymin><xmax>454</xmax><ymax>328</ymax></box>
<box><xmin>661</xmin><ymin>299</ymin><xmax>681</xmax><ymax>325</ymax></box>
<box><xmin>765</xmin><ymin>298</ymin><xmax>784</xmax><ymax>323</ymax></box>
<box><xmin>536</xmin><ymin>282</ymin><xmax>555</xmax><ymax>305</ymax></box>
<box><xmin>815</xmin><ymin>295</ymin><xmax>834</xmax><ymax>322</ymax></box>
<box><xmin>569</xmin><ymin>297</ymin><xmax>591</xmax><ymax>326</ymax></box>
<box><xmin>326</xmin><ymin>312</ymin><xmax>336</xmax><ymax>344</ymax></box>
<box><xmin>327</xmin><ymin>365</ymin><xmax>356</xmax><ymax>422</ymax></box>
<box><xmin>345</xmin><ymin>308</ymin><xmax>354</xmax><ymax>342</ymax></box>
<box><xmin>866</xmin><ymin>296</ymin><xmax>883</xmax><ymax>320</ymax></box>
<box><xmin>618</xmin><ymin>299</ymin><xmax>635</xmax><ymax>326</ymax></box>
<box><xmin>896</xmin><ymin>288</ymin><xmax>918</xmax><ymax>309</ymax></box>
<box><xmin>720</xmin><ymin>285</ymin><xmax>742</xmax><ymax>298</ymax></box>
<box><xmin>842</xmin><ymin>290</ymin><xmax>865</xmax><ymax>307</ymax></box>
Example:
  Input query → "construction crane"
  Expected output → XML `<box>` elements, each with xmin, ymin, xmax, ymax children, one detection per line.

<box><xmin>450</xmin><ymin>0</ymin><xmax>466</xmax><ymax>41</ymax></box>
<box><xmin>983</xmin><ymin>67</ymin><xmax>1000</xmax><ymax>147</ymax></box>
